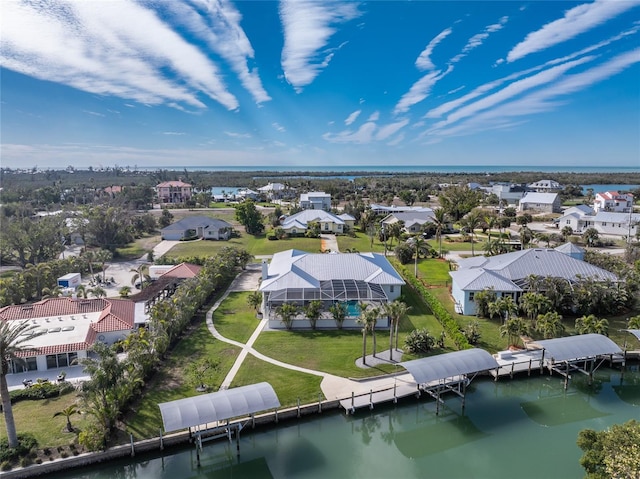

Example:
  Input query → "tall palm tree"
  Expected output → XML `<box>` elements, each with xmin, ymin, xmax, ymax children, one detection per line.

<box><xmin>461</xmin><ymin>209</ymin><xmax>482</xmax><ymax>256</ymax></box>
<box><xmin>94</xmin><ymin>249</ymin><xmax>113</xmax><ymax>283</ymax></box>
<box><xmin>432</xmin><ymin>208</ymin><xmax>448</xmax><ymax>258</ymax></box>
<box><xmin>410</xmin><ymin>236</ymin><xmax>428</xmax><ymax>278</ymax></box>
<box><xmin>130</xmin><ymin>264</ymin><xmax>150</xmax><ymax>290</ymax></box>
<box><xmin>383</xmin><ymin>301</ymin><xmax>410</xmax><ymax>361</ymax></box>
<box><xmin>1</xmin><ymin>321</ymin><xmax>44</xmax><ymax>448</ymax></box>
<box><xmin>357</xmin><ymin>307</ymin><xmax>375</xmax><ymax>365</ymax></box>
<box><xmin>366</xmin><ymin>306</ymin><xmax>381</xmax><ymax>358</ymax></box>
<box><xmin>484</xmin><ymin>214</ymin><xmax>497</xmax><ymax>242</ymax></box>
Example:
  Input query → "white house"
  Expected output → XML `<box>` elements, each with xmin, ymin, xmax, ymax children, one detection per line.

<box><xmin>527</xmin><ymin>179</ymin><xmax>563</xmax><ymax>192</ymax></box>
<box><xmin>370</xmin><ymin>204</ymin><xmax>433</xmax><ymax>214</ymax></box>
<box><xmin>280</xmin><ymin>210</ymin><xmax>354</xmax><ymax>235</ymax></box>
<box><xmin>487</xmin><ymin>183</ymin><xmax>528</xmax><ymax>206</ymax></box>
<box><xmin>554</xmin><ymin>205</ymin><xmax>595</xmax><ymax>233</ymax></box>
<box><xmin>160</xmin><ymin>216</ymin><xmax>233</xmax><ymax>241</ymax></box>
<box><xmin>0</xmin><ymin>297</ymin><xmax>136</xmax><ymax>374</ymax></box>
<box><xmin>554</xmin><ymin>207</ymin><xmax>638</xmax><ymax>237</ymax></box>
<box><xmin>381</xmin><ymin>211</ymin><xmax>436</xmax><ymax>234</ymax></box>
<box><xmin>258</xmin><ymin>183</ymin><xmax>294</xmax><ymax>201</ymax></box>
<box><xmin>259</xmin><ymin>249</ymin><xmax>405</xmax><ymax>329</ymax></box>
<box><xmin>593</xmin><ymin>191</ymin><xmax>634</xmax><ymax>213</ymax></box>
<box><xmin>449</xmin><ymin>247</ymin><xmax>617</xmax><ymax>316</ymax></box>
<box><xmin>299</xmin><ymin>191</ymin><xmax>332</xmax><ymax>211</ymax></box>
<box><xmin>518</xmin><ymin>192</ymin><xmax>562</xmax><ymax>213</ymax></box>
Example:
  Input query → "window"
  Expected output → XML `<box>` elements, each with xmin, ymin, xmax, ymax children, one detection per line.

<box><xmin>469</xmin><ymin>292</ymin><xmax>475</xmax><ymax>301</ymax></box>
<box><xmin>390</xmin><ymin>285</ymin><xmax>395</xmax><ymax>293</ymax></box>
<box><xmin>46</xmin><ymin>352</ymin><xmax>77</xmax><ymax>369</ymax></box>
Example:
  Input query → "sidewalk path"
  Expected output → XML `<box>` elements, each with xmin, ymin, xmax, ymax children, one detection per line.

<box><xmin>205</xmin><ymin>267</ymin><xmax>406</xmax><ymax>400</ymax></box>
<box><xmin>320</xmin><ymin>234</ymin><xmax>339</xmax><ymax>252</ymax></box>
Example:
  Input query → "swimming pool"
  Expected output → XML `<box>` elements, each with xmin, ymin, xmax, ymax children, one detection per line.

<box><xmin>343</xmin><ymin>300</ymin><xmax>361</xmax><ymax>317</ymax></box>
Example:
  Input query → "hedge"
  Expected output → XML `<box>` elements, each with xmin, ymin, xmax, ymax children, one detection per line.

<box><xmin>9</xmin><ymin>381</ymin><xmax>74</xmax><ymax>404</ymax></box>
<box><xmin>394</xmin><ymin>262</ymin><xmax>471</xmax><ymax>350</ymax></box>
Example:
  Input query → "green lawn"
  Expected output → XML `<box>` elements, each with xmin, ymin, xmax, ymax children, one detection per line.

<box><xmin>115</xmin><ymin>234</ymin><xmax>162</xmax><ymax>260</ymax></box>
<box><xmin>336</xmin><ymin>231</ymin><xmax>386</xmax><ymax>253</ymax></box>
<box><xmin>124</xmin><ymin>315</ymin><xmax>241</xmax><ymax>440</ymax></box>
<box><xmin>213</xmin><ymin>292</ymin><xmax>261</xmax><ymax>343</ymax></box>
<box><xmin>415</xmin><ymin>257</ymin><xmax>452</xmax><ymax>285</ymax></box>
<box><xmin>231</xmin><ymin>356</ymin><xmax>324</xmax><ymax>407</ymax></box>
<box><xmin>0</xmin><ymin>391</ymin><xmax>92</xmax><ymax>448</ymax></box>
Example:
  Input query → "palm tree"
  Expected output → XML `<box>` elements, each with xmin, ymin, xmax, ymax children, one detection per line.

<box><xmin>94</xmin><ymin>249</ymin><xmax>113</xmax><ymax>283</ymax></box>
<box><xmin>561</xmin><ymin>226</ymin><xmax>573</xmax><ymax>242</ymax></box>
<box><xmin>629</xmin><ymin>315</ymin><xmax>640</xmax><ymax>329</ymax></box>
<box><xmin>383</xmin><ymin>301</ymin><xmax>410</xmax><ymax>361</ymax></box>
<box><xmin>432</xmin><ymin>208</ymin><xmax>448</xmax><ymax>258</ymax></box>
<box><xmin>247</xmin><ymin>291</ymin><xmax>263</xmax><ymax>315</ymax></box>
<box><xmin>1</xmin><ymin>321</ymin><xmax>45</xmax><ymax>448</ymax></box>
<box><xmin>329</xmin><ymin>302</ymin><xmax>347</xmax><ymax>330</ymax></box>
<box><xmin>357</xmin><ymin>308</ymin><xmax>374</xmax><ymax>365</ymax></box>
<box><xmin>499</xmin><ymin>317</ymin><xmax>530</xmax><ymax>348</ymax></box>
<box><xmin>90</xmin><ymin>286</ymin><xmax>106</xmax><ymax>298</ymax></box>
<box><xmin>366</xmin><ymin>306</ymin><xmax>381</xmax><ymax>358</ymax></box>
<box><xmin>53</xmin><ymin>405</ymin><xmax>79</xmax><ymax>433</ymax></box>
<box><xmin>461</xmin><ymin>209</ymin><xmax>482</xmax><ymax>256</ymax></box>
<box><xmin>536</xmin><ymin>312</ymin><xmax>565</xmax><ymax>339</ymax></box>
<box><xmin>276</xmin><ymin>303</ymin><xmax>298</xmax><ymax>330</ymax></box>
<box><xmin>75</xmin><ymin>284</ymin><xmax>89</xmax><ymax>299</ymax></box>
<box><xmin>410</xmin><ymin>236</ymin><xmax>428</xmax><ymax>278</ymax></box>
<box><xmin>304</xmin><ymin>300</ymin><xmax>323</xmax><ymax>330</ymax></box>
<box><xmin>575</xmin><ymin>314</ymin><xmax>609</xmax><ymax>336</ymax></box>
<box><xmin>484</xmin><ymin>214</ymin><xmax>497</xmax><ymax>242</ymax></box>
<box><xmin>118</xmin><ymin>285</ymin><xmax>132</xmax><ymax>298</ymax></box>
<box><xmin>519</xmin><ymin>292</ymin><xmax>552</xmax><ymax>323</ymax></box>
<box><xmin>130</xmin><ymin>264</ymin><xmax>150</xmax><ymax>290</ymax></box>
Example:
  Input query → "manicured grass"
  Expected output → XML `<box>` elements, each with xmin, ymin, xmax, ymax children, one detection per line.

<box><xmin>336</xmin><ymin>231</ymin><xmax>386</xmax><ymax>253</ymax></box>
<box><xmin>247</xmin><ymin>235</ymin><xmax>322</xmax><ymax>255</ymax></box>
<box><xmin>213</xmin><ymin>292</ymin><xmax>261</xmax><ymax>343</ymax></box>
<box><xmin>124</xmin><ymin>315</ymin><xmax>241</xmax><ymax>439</ymax></box>
<box><xmin>165</xmin><ymin>237</ymin><xmax>251</xmax><ymax>259</ymax></box>
<box><xmin>115</xmin><ymin>234</ymin><xmax>162</xmax><ymax>260</ymax></box>
<box><xmin>0</xmin><ymin>392</ymin><xmax>91</xmax><ymax>448</ymax></box>
<box><xmin>231</xmin><ymin>356</ymin><xmax>324</xmax><ymax>407</ymax></box>
<box><xmin>415</xmin><ymin>257</ymin><xmax>452</xmax><ymax>285</ymax></box>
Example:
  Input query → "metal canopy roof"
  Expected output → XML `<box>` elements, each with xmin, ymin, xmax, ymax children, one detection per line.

<box><xmin>625</xmin><ymin>329</ymin><xmax>640</xmax><ymax>341</ymax></box>
<box><xmin>534</xmin><ymin>334</ymin><xmax>622</xmax><ymax>362</ymax></box>
<box><xmin>158</xmin><ymin>382</ymin><xmax>280</xmax><ymax>433</ymax></box>
<box><xmin>400</xmin><ymin>349</ymin><xmax>499</xmax><ymax>385</ymax></box>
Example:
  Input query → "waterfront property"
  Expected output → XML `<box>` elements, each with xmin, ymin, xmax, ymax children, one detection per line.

<box><xmin>449</xmin><ymin>247</ymin><xmax>618</xmax><ymax>315</ymax></box>
<box><xmin>279</xmin><ymin>209</ymin><xmax>355</xmax><ymax>236</ymax></box>
<box><xmin>299</xmin><ymin>191</ymin><xmax>332</xmax><ymax>211</ymax></box>
<box><xmin>518</xmin><ymin>192</ymin><xmax>562</xmax><ymax>213</ymax></box>
<box><xmin>554</xmin><ymin>207</ymin><xmax>639</xmax><ymax>236</ymax></box>
<box><xmin>155</xmin><ymin>180</ymin><xmax>193</xmax><ymax>204</ymax></box>
<box><xmin>160</xmin><ymin>216</ymin><xmax>233</xmax><ymax>241</ymax></box>
<box><xmin>259</xmin><ymin>249</ymin><xmax>405</xmax><ymax>329</ymax></box>
<box><xmin>593</xmin><ymin>190</ymin><xmax>634</xmax><ymax>213</ymax></box>
<box><xmin>0</xmin><ymin>297</ymin><xmax>135</xmax><ymax>374</ymax></box>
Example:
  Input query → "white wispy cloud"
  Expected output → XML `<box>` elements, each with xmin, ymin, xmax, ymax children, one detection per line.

<box><xmin>158</xmin><ymin>0</ymin><xmax>271</xmax><ymax>104</ymax></box>
<box><xmin>162</xmin><ymin>131</ymin><xmax>185</xmax><ymax>136</ymax></box>
<box><xmin>0</xmin><ymin>0</ymin><xmax>239</xmax><ymax>110</ymax></box>
<box><xmin>415</xmin><ymin>28</ymin><xmax>452</xmax><ymax>71</ymax></box>
<box><xmin>82</xmin><ymin>110</ymin><xmax>105</xmax><ymax>117</ymax></box>
<box><xmin>376</xmin><ymin>119</ymin><xmax>409</xmax><ymax>141</ymax></box>
<box><xmin>368</xmin><ymin>111</ymin><xmax>380</xmax><ymax>122</ymax></box>
<box><xmin>451</xmin><ymin>16</ymin><xmax>508</xmax><ymax>64</ymax></box>
<box><xmin>394</xmin><ymin>66</ymin><xmax>453</xmax><ymax>114</ymax></box>
<box><xmin>428</xmin><ymin>48</ymin><xmax>640</xmax><ymax>138</ymax></box>
<box><xmin>427</xmin><ymin>56</ymin><xmax>595</xmax><ymax>132</ymax></box>
<box><xmin>322</xmin><ymin>121</ymin><xmax>376</xmax><ymax>144</ymax></box>
<box><xmin>386</xmin><ymin>133</ymin><xmax>405</xmax><ymax>146</ymax></box>
<box><xmin>280</xmin><ymin>0</ymin><xmax>361</xmax><ymax>91</ymax></box>
<box><xmin>345</xmin><ymin>109</ymin><xmax>361</xmax><ymax>125</ymax></box>
<box><xmin>225</xmin><ymin>131</ymin><xmax>252</xmax><ymax>138</ymax></box>
<box><xmin>507</xmin><ymin>0</ymin><xmax>639</xmax><ymax>62</ymax></box>
<box><xmin>272</xmin><ymin>122</ymin><xmax>286</xmax><ymax>132</ymax></box>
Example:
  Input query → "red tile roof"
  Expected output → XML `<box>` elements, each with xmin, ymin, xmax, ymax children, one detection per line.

<box><xmin>1</xmin><ymin>298</ymin><xmax>135</xmax><ymax>357</ymax></box>
<box><xmin>156</xmin><ymin>181</ymin><xmax>192</xmax><ymax>188</ymax></box>
<box><xmin>162</xmin><ymin>263</ymin><xmax>202</xmax><ymax>279</ymax></box>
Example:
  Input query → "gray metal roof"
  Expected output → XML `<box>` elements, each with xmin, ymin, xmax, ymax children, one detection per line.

<box><xmin>400</xmin><ymin>349</ymin><xmax>499</xmax><ymax>385</ymax></box>
<box><xmin>161</xmin><ymin>215</ymin><xmax>232</xmax><ymax>232</ymax></box>
<box><xmin>449</xmin><ymin>268</ymin><xmax>521</xmax><ymax>292</ymax></box>
<box><xmin>554</xmin><ymin>242</ymin><xmax>584</xmax><ymax>254</ymax></box>
<box><xmin>158</xmin><ymin>382</ymin><xmax>280</xmax><ymax>433</ymax></box>
<box><xmin>281</xmin><ymin>210</ymin><xmax>345</xmax><ymax>228</ymax></box>
<box><xmin>534</xmin><ymin>334</ymin><xmax>622</xmax><ymax>362</ymax></box>
<box><xmin>520</xmin><ymin>192</ymin><xmax>558</xmax><ymax>204</ymax></box>
<box><xmin>625</xmin><ymin>329</ymin><xmax>640</xmax><ymax>341</ymax></box>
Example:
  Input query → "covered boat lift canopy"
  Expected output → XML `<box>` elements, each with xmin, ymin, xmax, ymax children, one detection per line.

<box><xmin>158</xmin><ymin>382</ymin><xmax>280</xmax><ymax>466</ymax></box>
<box><xmin>159</xmin><ymin>382</ymin><xmax>280</xmax><ymax>433</ymax></box>
<box><xmin>400</xmin><ymin>349</ymin><xmax>499</xmax><ymax>414</ymax></box>
<box><xmin>530</xmin><ymin>334</ymin><xmax>623</xmax><ymax>389</ymax></box>
<box><xmin>624</xmin><ymin>329</ymin><xmax>640</xmax><ymax>342</ymax></box>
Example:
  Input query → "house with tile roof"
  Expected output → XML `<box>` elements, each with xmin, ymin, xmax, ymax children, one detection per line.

<box><xmin>449</xmin><ymin>247</ymin><xmax>617</xmax><ymax>316</ymax></box>
<box><xmin>0</xmin><ymin>297</ymin><xmax>135</xmax><ymax>374</ymax></box>
<box><xmin>280</xmin><ymin>210</ymin><xmax>354</xmax><ymax>235</ymax></box>
<box><xmin>160</xmin><ymin>216</ymin><xmax>233</xmax><ymax>241</ymax></box>
<box><xmin>156</xmin><ymin>180</ymin><xmax>193</xmax><ymax>204</ymax></box>
<box><xmin>259</xmin><ymin>249</ymin><xmax>405</xmax><ymax>329</ymax></box>
<box><xmin>518</xmin><ymin>192</ymin><xmax>562</xmax><ymax>213</ymax></box>
<box><xmin>593</xmin><ymin>191</ymin><xmax>634</xmax><ymax>213</ymax></box>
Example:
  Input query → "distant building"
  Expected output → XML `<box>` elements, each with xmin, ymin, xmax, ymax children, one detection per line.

<box><xmin>280</xmin><ymin>210</ymin><xmax>354</xmax><ymax>235</ymax></box>
<box><xmin>369</xmin><ymin>204</ymin><xmax>433</xmax><ymax>214</ymax></box>
<box><xmin>299</xmin><ymin>191</ymin><xmax>332</xmax><ymax>211</ymax></box>
<box><xmin>258</xmin><ymin>183</ymin><xmax>294</xmax><ymax>201</ymax></box>
<box><xmin>593</xmin><ymin>191</ymin><xmax>634</xmax><ymax>213</ymax></box>
<box><xmin>554</xmin><ymin>207</ymin><xmax>638</xmax><ymax>237</ymax></box>
<box><xmin>381</xmin><ymin>211</ymin><xmax>436</xmax><ymax>234</ymax></box>
<box><xmin>527</xmin><ymin>179</ymin><xmax>563</xmax><ymax>193</ymax></box>
<box><xmin>160</xmin><ymin>216</ymin><xmax>232</xmax><ymax>241</ymax></box>
<box><xmin>518</xmin><ymin>192</ymin><xmax>562</xmax><ymax>213</ymax></box>
<box><xmin>156</xmin><ymin>180</ymin><xmax>193</xmax><ymax>204</ymax></box>
<box><xmin>488</xmin><ymin>183</ymin><xmax>527</xmax><ymax>206</ymax></box>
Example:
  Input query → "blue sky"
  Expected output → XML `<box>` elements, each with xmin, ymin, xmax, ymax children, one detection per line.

<box><xmin>1</xmin><ymin>0</ymin><xmax>639</xmax><ymax>169</ymax></box>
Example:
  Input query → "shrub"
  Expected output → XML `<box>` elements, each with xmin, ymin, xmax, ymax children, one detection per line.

<box><xmin>78</xmin><ymin>424</ymin><xmax>107</xmax><ymax>452</ymax></box>
<box><xmin>10</xmin><ymin>381</ymin><xmax>74</xmax><ymax>403</ymax></box>
<box><xmin>404</xmin><ymin>328</ymin><xmax>436</xmax><ymax>353</ymax></box>
<box><xmin>0</xmin><ymin>461</ymin><xmax>11</xmax><ymax>471</ymax></box>
<box><xmin>394</xmin><ymin>243</ymin><xmax>414</xmax><ymax>264</ymax></box>
<box><xmin>20</xmin><ymin>456</ymin><xmax>32</xmax><ymax>467</ymax></box>
<box><xmin>0</xmin><ymin>434</ymin><xmax>38</xmax><ymax>463</ymax></box>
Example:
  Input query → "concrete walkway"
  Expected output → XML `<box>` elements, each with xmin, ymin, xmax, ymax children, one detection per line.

<box><xmin>320</xmin><ymin>234</ymin><xmax>339</xmax><ymax>252</ymax></box>
<box><xmin>204</xmin><ymin>266</ymin><xmax>407</xmax><ymax>400</ymax></box>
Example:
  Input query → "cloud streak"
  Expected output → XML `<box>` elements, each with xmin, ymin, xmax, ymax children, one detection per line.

<box><xmin>279</xmin><ymin>0</ymin><xmax>361</xmax><ymax>91</ymax></box>
<box><xmin>507</xmin><ymin>0</ymin><xmax>639</xmax><ymax>62</ymax></box>
<box><xmin>416</xmin><ymin>28</ymin><xmax>452</xmax><ymax>71</ymax></box>
<box><xmin>1</xmin><ymin>0</ymin><xmax>239</xmax><ymax>110</ymax></box>
<box><xmin>394</xmin><ymin>66</ymin><xmax>453</xmax><ymax>114</ymax></box>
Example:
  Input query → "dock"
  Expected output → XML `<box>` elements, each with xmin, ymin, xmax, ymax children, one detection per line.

<box><xmin>489</xmin><ymin>349</ymin><xmax>545</xmax><ymax>379</ymax></box>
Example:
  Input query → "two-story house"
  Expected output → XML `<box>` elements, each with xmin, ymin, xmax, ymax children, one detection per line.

<box><xmin>593</xmin><ymin>191</ymin><xmax>634</xmax><ymax>213</ymax></box>
<box><xmin>299</xmin><ymin>191</ymin><xmax>332</xmax><ymax>211</ymax></box>
<box><xmin>156</xmin><ymin>180</ymin><xmax>193</xmax><ymax>204</ymax></box>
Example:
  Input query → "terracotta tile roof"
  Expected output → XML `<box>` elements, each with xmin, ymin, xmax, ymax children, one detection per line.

<box><xmin>2</xmin><ymin>298</ymin><xmax>135</xmax><ymax>357</ymax></box>
<box><xmin>156</xmin><ymin>181</ymin><xmax>192</xmax><ymax>188</ymax></box>
<box><xmin>162</xmin><ymin>263</ymin><xmax>202</xmax><ymax>279</ymax></box>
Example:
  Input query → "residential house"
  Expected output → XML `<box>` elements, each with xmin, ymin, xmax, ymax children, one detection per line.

<box><xmin>554</xmin><ymin>207</ymin><xmax>638</xmax><ymax>237</ymax></box>
<box><xmin>236</xmin><ymin>188</ymin><xmax>260</xmax><ymax>201</ymax></box>
<box><xmin>518</xmin><ymin>192</ymin><xmax>562</xmax><ymax>213</ymax></box>
<box><xmin>527</xmin><ymin>179</ymin><xmax>563</xmax><ymax>193</ymax></box>
<box><xmin>0</xmin><ymin>297</ymin><xmax>135</xmax><ymax>374</ymax></box>
<box><xmin>299</xmin><ymin>191</ymin><xmax>332</xmax><ymax>211</ymax></box>
<box><xmin>369</xmin><ymin>204</ymin><xmax>433</xmax><ymax>214</ymax></box>
<box><xmin>160</xmin><ymin>216</ymin><xmax>233</xmax><ymax>241</ymax></box>
<box><xmin>259</xmin><ymin>249</ymin><xmax>405</xmax><ymax>329</ymax></box>
<box><xmin>593</xmin><ymin>191</ymin><xmax>634</xmax><ymax>213</ymax></box>
<box><xmin>280</xmin><ymin>210</ymin><xmax>353</xmax><ymax>235</ymax></box>
<box><xmin>258</xmin><ymin>183</ymin><xmax>294</xmax><ymax>201</ymax></box>
<box><xmin>449</xmin><ymin>247</ymin><xmax>617</xmax><ymax>315</ymax></box>
<box><xmin>149</xmin><ymin>262</ymin><xmax>202</xmax><ymax>281</ymax></box>
<box><xmin>554</xmin><ymin>205</ymin><xmax>595</xmax><ymax>233</ymax></box>
<box><xmin>381</xmin><ymin>210</ymin><xmax>436</xmax><ymax>234</ymax></box>
<box><xmin>487</xmin><ymin>183</ymin><xmax>528</xmax><ymax>206</ymax></box>
<box><xmin>156</xmin><ymin>180</ymin><xmax>193</xmax><ymax>204</ymax></box>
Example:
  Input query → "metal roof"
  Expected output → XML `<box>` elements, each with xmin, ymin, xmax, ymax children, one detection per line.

<box><xmin>158</xmin><ymin>382</ymin><xmax>280</xmax><ymax>433</ymax></box>
<box><xmin>400</xmin><ymin>349</ymin><xmax>499</xmax><ymax>385</ymax></box>
<box><xmin>625</xmin><ymin>329</ymin><xmax>640</xmax><ymax>341</ymax></box>
<box><xmin>534</xmin><ymin>334</ymin><xmax>622</xmax><ymax>362</ymax></box>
